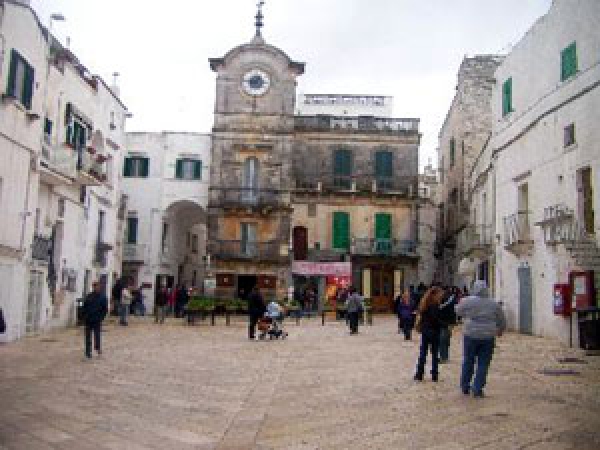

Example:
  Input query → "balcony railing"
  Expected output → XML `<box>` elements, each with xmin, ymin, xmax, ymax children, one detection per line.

<box><xmin>76</xmin><ymin>147</ymin><xmax>107</xmax><ymax>185</ymax></box>
<box><xmin>294</xmin><ymin>115</ymin><xmax>419</xmax><ymax>134</ymax></box>
<box><xmin>352</xmin><ymin>238</ymin><xmax>417</xmax><ymax>256</ymax></box>
<box><xmin>32</xmin><ymin>234</ymin><xmax>52</xmax><ymax>262</ymax></box>
<box><xmin>40</xmin><ymin>143</ymin><xmax>77</xmax><ymax>179</ymax></box>
<box><xmin>211</xmin><ymin>240</ymin><xmax>288</xmax><ymax>262</ymax></box>
<box><xmin>503</xmin><ymin>212</ymin><xmax>533</xmax><ymax>248</ymax></box>
<box><xmin>461</xmin><ymin>225</ymin><xmax>493</xmax><ymax>255</ymax></box>
<box><xmin>94</xmin><ymin>241</ymin><xmax>112</xmax><ymax>267</ymax></box>
<box><xmin>212</xmin><ymin>188</ymin><xmax>287</xmax><ymax>208</ymax></box>
<box><xmin>123</xmin><ymin>243</ymin><xmax>146</xmax><ymax>263</ymax></box>
<box><xmin>294</xmin><ymin>173</ymin><xmax>417</xmax><ymax>196</ymax></box>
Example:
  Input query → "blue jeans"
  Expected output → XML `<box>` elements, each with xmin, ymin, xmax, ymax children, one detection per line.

<box><xmin>439</xmin><ymin>327</ymin><xmax>451</xmax><ymax>361</ymax></box>
<box><xmin>119</xmin><ymin>303</ymin><xmax>129</xmax><ymax>325</ymax></box>
<box><xmin>460</xmin><ymin>336</ymin><xmax>495</xmax><ymax>394</ymax></box>
<box><xmin>416</xmin><ymin>328</ymin><xmax>440</xmax><ymax>377</ymax></box>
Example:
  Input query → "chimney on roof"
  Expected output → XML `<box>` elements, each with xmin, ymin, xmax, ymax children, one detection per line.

<box><xmin>110</xmin><ymin>72</ymin><xmax>120</xmax><ymax>98</ymax></box>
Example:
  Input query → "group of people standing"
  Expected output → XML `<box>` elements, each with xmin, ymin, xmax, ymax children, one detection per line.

<box><xmin>408</xmin><ymin>280</ymin><xmax>506</xmax><ymax>398</ymax></box>
<box><xmin>154</xmin><ymin>283</ymin><xmax>190</xmax><ymax>324</ymax></box>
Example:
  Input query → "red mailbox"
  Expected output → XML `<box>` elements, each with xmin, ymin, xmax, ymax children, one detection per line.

<box><xmin>553</xmin><ymin>284</ymin><xmax>571</xmax><ymax>316</ymax></box>
<box><xmin>569</xmin><ymin>271</ymin><xmax>596</xmax><ymax>310</ymax></box>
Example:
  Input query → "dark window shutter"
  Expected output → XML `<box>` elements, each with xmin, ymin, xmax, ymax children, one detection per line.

<box><xmin>450</xmin><ymin>138</ymin><xmax>456</xmax><ymax>167</ymax></box>
<box><xmin>332</xmin><ymin>212</ymin><xmax>350</xmax><ymax>250</ymax></box>
<box><xmin>78</xmin><ymin>124</ymin><xmax>86</xmax><ymax>149</ymax></box>
<box><xmin>175</xmin><ymin>159</ymin><xmax>183</xmax><ymax>179</ymax></box>
<box><xmin>334</xmin><ymin>149</ymin><xmax>352</xmax><ymax>176</ymax></box>
<box><xmin>123</xmin><ymin>158</ymin><xmax>133</xmax><ymax>177</ymax></box>
<box><xmin>375</xmin><ymin>213</ymin><xmax>392</xmax><ymax>240</ymax></box>
<box><xmin>502</xmin><ymin>78</ymin><xmax>512</xmax><ymax>116</ymax></box>
<box><xmin>561</xmin><ymin>42</ymin><xmax>577</xmax><ymax>81</ymax></box>
<box><xmin>127</xmin><ymin>217</ymin><xmax>138</xmax><ymax>243</ymax></box>
<box><xmin>194</xmin><ymin>160</ymin><xmax>202</xmax><ymax>179</ymax></box>
<box><xmin>7</xmin><ymin>50</ymin><xmax>18</xmax><ymax>98</ymax></box>
<box><xmin>141</xmin><ymin>158</ymin><xmax>149</xmax><ymax>177</ymax></box>
<box><xmin>375</xmin><ymin>151</ymin><xmax>393</xmax><ymax>177</ymax></box>
<box><xmin>22</xmin><ymin>63</ymin><xmax>34</xmax><ymax>109</ymax></box>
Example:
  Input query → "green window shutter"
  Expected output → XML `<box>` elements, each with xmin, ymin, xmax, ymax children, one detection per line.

<box><xmin>561</xmin><ymin>42</ymin><xmax>577</xmax><ymax>81</ymax></box>
<box><xmin>175</xmin><ymin>159</ymin><xmax>183</xmax><ymax>179</ymax></box>
<box><xmin>450</xmin><ymin>138</ymin><xmax>455</xmax><ymax>167</ymax></box>
<box><xmin>332</xmin><ymin>212</ymin><xmax>350</xmax><ymax>250</ymax></box>
<box><xmin>66</xmin><ymin>123</ymin><xmax>73</xmax><ymax>147</ymax></box>
<box><xmin>141</xmin><ymin>158</ymin><xmax>149</xmax><ymax>177</ymax></box>
<box><xmin>78</xmin><ymin>124</ymin><xmax>86</xmax><ymax>149</ymax></box>
<box><xmin>375</xmin><ymin>151</ymin><xmax>393</xmax><ymax>177</ymax></box>
<box><xmin>22</xmin><ymin>63</ymin><xmax>34</xmax><ymax>109</ymax></box>
<box><xmin>194</xmin><ymin>160</ymin><xmax>202</xmax><ymax>180</ymax></box>
<box><xmin>375</xmin><ymin>213</ymin><xmax>392</xmax><ymax>240</ymax></box>
<box><xmin>334</xmin><ymin>149</ymin><xmax>352</xmax><ymax>175</ymax></box>
<box><xmin>502</xmin><ymin>77</ymin><xmax>512</xmax><ymax>116</ymax></box>
<box><xmin>123</xmin><ymin>158</ymin><xmax>133</xmax><ymax>177</ymax></box>
<box><xmin>6</xmin><ymin>50</ymin><xmax>18</xmax><ymax>98</ymax></box>
<box><xmin>127</xmin><ymin>217</ymin><xmax>138</xmax><ymax>243</ymax></box>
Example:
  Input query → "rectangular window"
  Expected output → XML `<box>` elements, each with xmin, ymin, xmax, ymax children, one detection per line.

<box><xmin>561</xmin><ymin>42</ymin><xmax>577</xmax><ymax>81</ymax></box>
<box><xmin>374</xmin><ymin>213</ymin><xmax>392</xmax><ymax>253</ymax></box>
<box><xmin>332</xmin><ymin>211</ymin><xmax>350</xmax><ymax>250</ymax></box>
<box><xmin>375</xmin><ymin>150</ymin><xmax>393</xmax><ymax>189</ymax></box>
<box><xmin>161</xmin><ymin>222</ymin><xmax>169</xmax><ymax>253</ymax></box>
<box><xmin>191</xmin><ymin>234</ymin><xmax>198</xmax><ymax>254</ymax></box>
<box><xmin>43</xmin><ymin>118</ymin><xmax>53</xmax><ymax>144</ymax></box>
<box><xmin>66</xmin><ymin>120</ymin><xmax>86</xmax><ymax>150</ymax></box>
<box><xmin>307</xmin><ymin>203</ymin><xmax>317</xmax><ymax>217</ymax></box>
<box><xmin>502</xmin><ymin>77</ymin><xmax>513</xmax><ymax>117</ymax></box>
<box><xmin>449</xmin><ymin>138</ymin><xmax>456</xmax><ymax>168</ymax></box>
<box><xmin>333</xmin><ymin>149</ymin><xmax>352</xmax><ymax>189</ymax></box>
<box><xmin>241</xmin><ymin>223</ymin><xmax>257</xmax><ymax>256</ymax></box>
<box><xmin>126</xmin><ymin>217</ymin><xmax>138</xmax><ymax>244</ymax></box>
<box><xmin>57</xmin><ymin>198</ymin><xmax>65</xmax><ymax>218</ymax></box>
<box><xmin>175</xmin><ymin>159</ymin><xmax>202</xmax><ymax>180</ymax></box>
<box><xmin>97</xmin><ymin>210</ymin><xmax>105</xmax><ymax>243</ymax></box>
<box><xmin>123</xmin><ymin>157</ymin><xmax>149</xmax><ymax>178</ymax></box>
<box><xmin>6</xmin><ymin>49</ymin><xmax>35</xmax><ymax>109</ymax></box>
<box><xmin>564</xmin><ymin>123</ymin><xmax>576</xmax><ymax>147</ymax></box>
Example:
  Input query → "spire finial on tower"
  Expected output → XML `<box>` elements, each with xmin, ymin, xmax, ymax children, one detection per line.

<box><xmin>255</xmin><ymin>1</ymin><xmax>265</xmax><ymax>37</ymax></box>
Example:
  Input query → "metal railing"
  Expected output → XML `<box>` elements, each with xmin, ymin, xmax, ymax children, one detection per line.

<box><xmin>213</xmin><ymin>188</ymin><xmax>286</xmax><ymax>208</ymax></box>
<box><xmin>40</xmin><ymin>143</ymin><xmax>77</xmax><ymax>178</ymax></box>
<box><xmin>503</xmin><ymin>212</ymin><xmax>532</xmax><ymax>247</ymax></box>
<box><xmin>76</xmin><ymin>148</ymin><xmax>107</xmax><ymax>183</ymax></box>
<box><xmin>295</xmin><ymin>116</ymin><xmax>420</xmax><ymax>134</ymax></box>
<box><xmin>32</xmin><ymin>234</ymin><xmax>52</xmax><ymax>262</ymax></box>
<box><xmin>211</xmin><ymin>240</ymin><xmax>288</xmax><ymax>261</ymax></box>
<box><xmin>294</xmin><ymin>173</ymin><xmax>417</xmax><ymax>196</ymax></box>
<box><xmin>352</xmin><ymin>238</ymin><xmax>417</xmax><ymax>256</ymax></box>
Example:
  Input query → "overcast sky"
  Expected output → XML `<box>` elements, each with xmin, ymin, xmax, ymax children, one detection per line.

<box><xmin>30</xmin><ymin>0</ymin><xmax>552</xmax><ymax>169</ymax></box>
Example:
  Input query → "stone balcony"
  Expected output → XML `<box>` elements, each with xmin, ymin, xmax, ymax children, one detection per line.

<box><xmin>211</xmin><ymin>240</ymin><xmax>289</xmax><ymax>263</ymax></box>
<box><xmin>75</xmin><ymin>146</ymin><xmax>108</xmax><ymax>186</ymax></box>
<box><xmin>211</xmin><ymin>187</ymin><xmax>288</xmax><ymax>210</ymax></box>
<box><xmin>294</xmin><ymin>115</ymin><xmax>419</xmax><ymax>134</ymax></box>
<box><xmin>123</xmin><ymin>243</ymin><xmax>146</xmax><ymax>263</ymax></box>
<box><xmin>503</xmin><ymin>211</ymin><xmax>534</xmax><ymax>254</ymax></box>
<box><xmin>460</xmin><ymin>224</ymin><xmax>494</xmax><ymax>257</ymax></box>
<box><xmin>294</xmin><ymin>173</ymin><xmax>418</xmax><ymax>197</ymax></box>
<box><xmin>352</xmin><ymin>238</ymin><xmax>417</xmax><ymax>257</ymax></box>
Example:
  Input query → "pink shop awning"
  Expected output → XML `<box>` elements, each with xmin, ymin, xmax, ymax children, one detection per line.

<box><xmin>292</xmin><ymin>261</ymin><xmax>351</xmax><ymax>277</ymax></box>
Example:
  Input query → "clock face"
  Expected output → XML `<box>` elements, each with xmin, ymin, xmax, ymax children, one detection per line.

<box><xmin>242</xmin><ymin>69</ymin><xmax>271</xmax><ymax>96</ymax></box>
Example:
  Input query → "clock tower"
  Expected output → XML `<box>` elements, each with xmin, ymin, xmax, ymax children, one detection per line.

<box><xmin>206</xmin><ymin>3</ymin><xmax>305</xmax><ymax>300</ymax></box>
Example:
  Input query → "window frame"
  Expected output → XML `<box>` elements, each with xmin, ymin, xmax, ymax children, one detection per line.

<box><xmin>502</xmin><ymin>77</ymin><xmax>513</xmax><ymax>117</ymax></box>
<box><xmin>6</xmin><ymin>49</ymin><xmax>35</xmax><ymax>109</ymax></box>
<box><xmin>123</xmin><ymin>157</ymin><xmax>149</xmax><ymax>178</ymax></box>
<box><xmin>175</xmin><ymin>158</ymin><xmax>202</xmax><ymax>180</ymax></box>
<box><xmin>560</xmin><ymin>42</ymin><xmax>578</xmax><ymax>82</ymax></box>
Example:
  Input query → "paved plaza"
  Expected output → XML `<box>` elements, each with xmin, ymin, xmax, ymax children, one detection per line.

<box><xmin>1</xmin><ymin>316</ymin><xmax>600</xmax><ymax>449</ymax></box>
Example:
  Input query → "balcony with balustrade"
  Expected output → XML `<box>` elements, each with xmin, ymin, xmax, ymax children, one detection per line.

<box><xmin>211</xmin><ymin>240</ymin><xmax>289</xmax><ymax>263</ymax></box>
<box><xmin>75</xmin><ymin>146</ymin><xmax>108</xmax><ymax>186</ymax></box>
<box><xmin>351</xmin><ymin>238</ymin><xmax>418</xmax><ymax>258</ymax></box>
<box><xmin>460</xmin><ymin>224</ymin><xmax>494</xmax><ymax>257</ymax></box>
<box><xmin>123</xmin><ymin>243</ymin><xmax>146</xmax><ymax>263</ymax></box>
<box><xmin>39</xmin><ymin>139</ymin><xmax>77</xmax><ymax>184</ymax></box>
<box><xmin>293</xmin><ymin>172</ymin><xmax>418</xmax><ymax>198</ymax></box>
<box><xmin>294</xmin><ymin>115</ymin><xmax>420</xmax><ymax>135</ymax></box>
<box><xmin>503</xmin><ymin>211</ymin><xmax>534</xmax><ymax>254</ymax></box>
<box><xmin>211</xmin><ymin>187</ymin><xmax>288</xmax><ymax>211</ymax></box>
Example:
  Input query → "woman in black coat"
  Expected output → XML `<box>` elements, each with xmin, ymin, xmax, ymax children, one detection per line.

<box><xmin>247</xmin><ymin>286</ymin><xmax>266</xmax><ymax>340</ymax></box>
<box><xmin>414</xmin><ymin>286</ymin><xmax>445</xmax><ymax>382</ymax></box>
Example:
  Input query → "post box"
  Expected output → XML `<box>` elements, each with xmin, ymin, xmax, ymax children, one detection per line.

<box><xmin>553</xmin><ymin>284</ymin><xmax>571</xmax><ymax>316</ymax></box>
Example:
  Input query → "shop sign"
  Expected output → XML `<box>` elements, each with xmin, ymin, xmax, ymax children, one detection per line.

<box><xmin>291</xmin><ymin>261</ymin><xmax>351</xmax><ymax>277</ymax></box>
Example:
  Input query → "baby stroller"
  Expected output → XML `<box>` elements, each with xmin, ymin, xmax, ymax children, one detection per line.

<box><xmin>257</xmin><ymin>314</ymin><xmax>288</xmax><ymax>340</ymax></box>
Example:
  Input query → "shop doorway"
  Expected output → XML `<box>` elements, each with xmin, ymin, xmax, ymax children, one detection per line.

<box><xmin>237</xmin><ymin>275</ymin><xmax>257</xmax><ymax>300</ymax></box>
<box><xmin>370</xmin><ymin>267</ymin><xmax>394</xmax><ymax>312</ymax></box>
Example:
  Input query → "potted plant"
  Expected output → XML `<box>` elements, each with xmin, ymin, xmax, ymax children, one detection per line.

<box><xmin>86</xmin><ymin>146</ymin><xmax>96</xmax><ymax>155</ymax></box>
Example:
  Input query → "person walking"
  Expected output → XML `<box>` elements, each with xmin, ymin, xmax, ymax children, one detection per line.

<box><xmin>455</xmin><ymin>280</ymin><xmax>506</xmax><ymax>398</ymax></box>
<box><xmin>438</xmin><ymin>287</ymin><xmax>458</xmax><ymax>363</ymax></box>
<box><xmin>82</xmin><ymin>281</ymin><xmax>108</xmax><ymax>359</ymax></box>
<box><xmin>345</xmin><ymin>287</ymin><xmax>364</xmax><ymax>335</ymax></box>
<box><xmin>175</xmin><ymin>284</ymin><xmax>189</xmax><ymax>318</ymax></box>
<box><xmin>414</xmin><ymin>286</ymin><xmax>445</xmax><ymax>382</ymax></box>
<box><xmin>111</xmin><ymin>276</ymin><xmax>124</xmax><ymax>316</ymax></box>
<box><xmin>155</xmin><ymin>282</ymin><xmax>168</xmax><ymax>324</ymax></box>
<box><xmin>398</xmin><ymin>289</ymin><xmax>415</xmax><ymax>340</ymax></box>
<box><xmin>247</xmin><ymin>285</ymin><xmax>266</xmax><ymax>340</ymax></box>
<box><xmin>119</xmin><ymin>279</ymin><xmax>133</xmax><ymax>326</ymax></box>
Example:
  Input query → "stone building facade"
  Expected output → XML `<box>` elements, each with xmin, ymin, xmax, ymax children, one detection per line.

<box><xmin>435</xmin><ymin>55</ymin><xmax>504</xmax><ymax>289</ymax></box>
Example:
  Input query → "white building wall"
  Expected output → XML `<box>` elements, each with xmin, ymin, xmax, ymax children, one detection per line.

<box><xmin>122</xmin><ymin>132</ymin><xmax>211</xmax><ymax>310</ymax></box>
<box><xmin>491</xmin><ymin>0</ymin><xmax>600</xmax><ymax>344</ymax></box>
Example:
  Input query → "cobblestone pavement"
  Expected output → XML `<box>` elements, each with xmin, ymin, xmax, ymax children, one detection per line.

<box><xmin>1</xmin><ymin>315</ymin><xmax>600</xmax><ymax>450</ymax></box>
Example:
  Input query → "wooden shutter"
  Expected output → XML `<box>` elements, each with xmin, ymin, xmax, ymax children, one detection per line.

<box><xmin>22</xmin><ymin>63</ymin><xmax>34</xmax><ymax>109</ymax></box>
<box><xmin>502</xmin><ymin>78</ymin><xmax>512</xmax><ymax>116</ymax></box>
<box><xmin>7</xmin><ymin>50</ymin><xmax>18</xmax><ymax>98</ymax></box>
<box><xmin>450</xmin><ymin>138</ymin><xmax>455</xmax><ymax>167</ymax></box>
<box><xmin>561</xmin><ymin>43</ymin><xmax>577</xmax><ymax>81</ymax></box>
<box><xmin>332</xmin><ymin>212</ymin><xmax>350</xmax><ymax>250</ymax></box>
<box><xmin>123</xmin><ymin>158</ymin><xmax>133</xmax><ymax>177</ymax></box>
<box><xmin>141</xmin><ymin>158</ymin><xmax>149</xmax><ymax>177</ymax></box>
<box><xmin>127</xmin><ymin>217</ymin><xmax>138</xmax><ymax>243</ymax></box>
<box><xmin>375</xmin><ymin>151</ymin><xmax>392</xmax><ymax>177</ymax></box>
<box><xmin>194</xmin><ymin>160</ymin><xmax>202</xmax><ymax>179</ymax></box>
<box><xmin>375</xmin><ymin>213</ymin><xmax>392</xmax><ymax>240</ymax></box>
<box><xmin>334</xmin><ymin>149</ymin><xmax>352</xmax><ymax>175</ymax></box>
<box><xmin>175</xmin><ymin>159</ymin><xmax>183</xmax><ymax>179</ymax></box>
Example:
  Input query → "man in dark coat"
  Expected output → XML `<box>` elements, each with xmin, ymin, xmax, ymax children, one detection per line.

<box><xmin>247</xmin><ymin>285</ymin><xmax>266</xmax><ymax>340</ymax></box>
<box><xmin>82</xmin><ymin>281</ymin><xmax>108</xmax><ymax>359</ymax></box>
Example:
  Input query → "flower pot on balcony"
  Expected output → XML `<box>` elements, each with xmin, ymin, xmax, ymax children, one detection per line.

<box><xmin>86</xmin><ymin>147</ymin><xmax>96</xmax><ymax>155</ymax></box>
<box><xmin>96</xmin><ymin>154</ymin><xmax>108</xmax><ymax>163</ymax></box>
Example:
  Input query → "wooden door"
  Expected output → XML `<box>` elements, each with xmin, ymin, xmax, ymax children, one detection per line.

<box><xmin>370</xmin><ymin>268</ymin><xmax>394</xmax><ymax>312</ymax></box>
<box><xmin>293</xmin><ymin>226</ymin><xmax>308</xmax><ymax>260</ymax></box>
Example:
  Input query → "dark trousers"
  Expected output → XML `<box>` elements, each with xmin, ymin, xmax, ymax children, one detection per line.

<box><xmin>84</xmin><ymin>322</ymin><xmax>101</xmax><ymax>357</ymax></box>
<box><xmin>401</xmin><ymin>316</ymin><xmax>413</xmax><ymax>340</ymax></box>
<box><xmin>461</xmin><ymin>336</ymin><xmax>495</xmax><ymax>394</ymax></box>
<box><xmin>416</xmin><ymin>328</ymin><xmax>440</xmax><ymax>377</ymax></box>
<box><xmin>249</xmin><ymin>315</ymin><xmax>260</xmax><ymax>339</ymax></box>
<box><xmin>348</xmin><ymin>311</ymin><xmax>359</xmax><ymax>333</ymax></box>
<box><xmin>439</xmin><ymin>327</ymin><xmax>451</xmax><ymax>361</ymax></box>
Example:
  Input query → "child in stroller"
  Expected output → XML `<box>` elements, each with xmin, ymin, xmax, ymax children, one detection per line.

<box><xmin>258</xmin><ymin>300</ymin><xmax>288</xmax><ymax>340</ymax></box>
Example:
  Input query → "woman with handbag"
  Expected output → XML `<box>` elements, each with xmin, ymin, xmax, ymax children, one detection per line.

<box><xmin>414</xmin><ymin>286</ymin><xmax>445</xmax><ymax>382</ymax></box>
